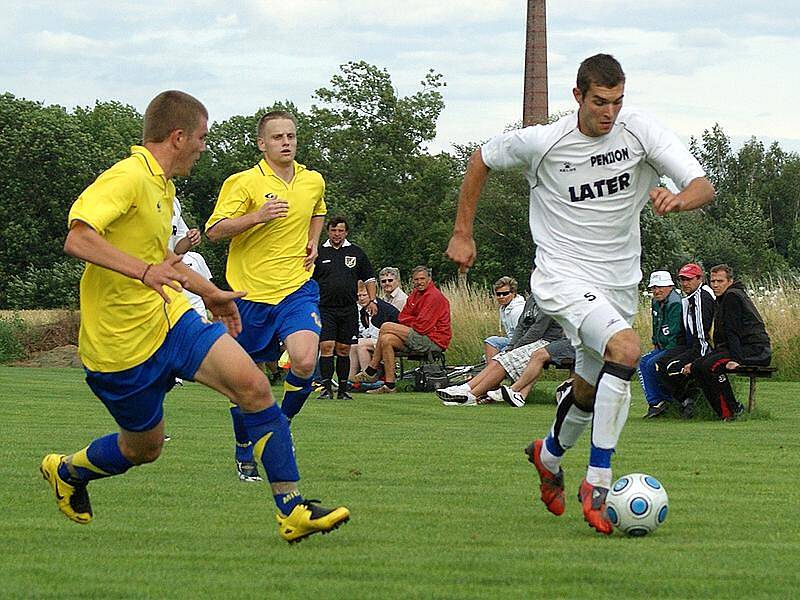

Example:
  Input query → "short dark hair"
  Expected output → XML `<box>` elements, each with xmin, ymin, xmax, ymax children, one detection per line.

<box><xmin>576</xmin><ymin>54</ymin><xmax>626</xmax><ymax>96</ymax></box>
<box><xmin>711</xmin><ymin>264</ymin><xmax>734</xmax><ymax>279</ymax></box>
<box><xmin>327</xmin><ymin>216</ymin><xmax>349</xmax><ymax>231</ymax></box>
<box><xmin>143</xmin><ymin>91</ymin><xmax>207</xmax><ymax>143</ymax></box>
<box><xmin>257</xmin><ymin>110</ymin><xmax>297</xmax><ymax>138</ymax></box>
<box><xmin>412</xmin><ymin>265</ymin><xmax>431</xmax><ymax>277</ymax></box>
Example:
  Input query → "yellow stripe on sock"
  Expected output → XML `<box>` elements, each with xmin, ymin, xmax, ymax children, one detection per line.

<box><xmin>253</xmin><ymin>432</ymin><xmax>273</xmax><ymax>464</ymax></box>
<box><xmin>71</xmin><ymin>447</ymin><xmax>111</xmax><ymax>476</ymax></box>
<box><xmin>283</xmin><ymin>382</ymin><xmax>301</xmax><ymax>392</ymax></box>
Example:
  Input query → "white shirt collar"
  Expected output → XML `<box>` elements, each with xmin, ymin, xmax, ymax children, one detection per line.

<box><xmin>322</xmin><ymin>239</ymin><xmax>352</xmax><ymax>248</ymax></box>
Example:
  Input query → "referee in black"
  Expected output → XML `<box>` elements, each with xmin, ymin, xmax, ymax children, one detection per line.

<box><xmin>313</xmin><ymin>216</ymin><xmax>377</xmax><ymax>399</ymax></box>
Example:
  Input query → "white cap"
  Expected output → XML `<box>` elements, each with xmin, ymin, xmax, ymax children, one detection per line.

<box><xmin>648</xmin><ymin>270</ymin><xmax>674</xmax><ymax>288</ymax></box>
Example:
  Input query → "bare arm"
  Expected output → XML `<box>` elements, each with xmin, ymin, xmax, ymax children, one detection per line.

<box><xmin>650</xmin><ymin>176</ymin><xmax>715</xmax><ymax>216</ymax></box>
<box><xmin>303</xmin><ymin>215</ymin><xmax>325</xmax><ymax>271</ymax></box>
<box><xmin>445</xmin><ymin>148</ymin><xmax>490</xmax><ymax>271</ymax></box>
<box><xmin>64</xmin><ymin>221</ymin><xmax>186</xmax><ymax>303</ymax></box>
<box><xmin>205</xmin><ymin>195</ymin><xmax>289</xmax><ymax>242</ymax></box>
<box><xmin>173</xmin><ymin>228</ymin><xmax>201</xmax><ymax>254</ymax></box>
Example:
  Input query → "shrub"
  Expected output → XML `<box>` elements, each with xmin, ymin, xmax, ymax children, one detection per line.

<box><xmin>0</xmin><ymin>315</ymin><xmax>28</xmax><ymax>362</ymax></box>
<box><xmin>5</xmin><ymin>260</ymin><xmax>83</xmax><ymax>309</ymax></box>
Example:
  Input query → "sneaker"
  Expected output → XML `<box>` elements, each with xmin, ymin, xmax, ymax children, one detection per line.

<box><xmin>163</xmin><ymin>433</ymin><xmax>172</xmax><ymax>442</ymax></box>
<box><xmin>353</xmin><ymin>370</ymin><xmax>379</xmax><ymax>384</ymax></box>
<box><xmin>40</xmin><ymin>454</ymin><xmax>93</xmax><ymax>524</ymax></box>
<box><xmin>276</xmin><ymin>500</ymin><xmax>350</xmax><ymax>543</ymax></box>
<box><xmin>577</xmin><ymin>478</ymin><xmax>613</xmax><ymax>535</ymax></box>
<box><xmin>555</xmin><ymin>379</ymin><xmax>573</xmax><ymax>405</ymax></box>
<box><xmin>500</xmin><ymin>385</ymin><xmax>525</xmax><ymax>407</ymax></box>
<box><xmin>524</xmin><ymin>440</ymin><xmax>565</xmax><ymax>516</ymax></box>
<box><xmin>436</xmin><ymin>383</ymin><xmax>471</xmax><ymax>401</ymax></box>
<box><xmin>441</xmin><ymin>392</ymin><xmax>477</xmax><ymax>406</ymax></box>
<box><xmin>366</xmin><ymin>385</ymin><xmax>396</xmax><ymax>394</ymax></box>
<box><xmin>236</xmin><ymin>460</ymin><xmax>263</xmax><ymax>482</ymax></box>
<box><xmin>485</xmin><ymin>389</ymin><xmax>503</xmax><ymax>403</ymax></box>
<box><xmin>317</xmin><ymin>387</ymin><xmax>333</xmax><ymax>400</ymax></box>
<box><xmin>643</xmin><ymin>400</ymin><xmax>667</xmax><ymax>419</ymax></box>
<box><xmin>337</xmin><ymin>390</ymin><xmax>353</xmax><ymax>400</ymax></box>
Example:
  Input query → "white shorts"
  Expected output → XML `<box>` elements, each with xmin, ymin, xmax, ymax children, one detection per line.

<box><xmin>531</xmin><ymin>271</ymin><xmax>638</xmax><ymax>384</ymax></box>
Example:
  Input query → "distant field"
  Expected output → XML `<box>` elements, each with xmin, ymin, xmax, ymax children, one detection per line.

<box><xmin>2</xmin><ymin>367</ymin><xmax>798</xmax><ymax>598</ymax></box>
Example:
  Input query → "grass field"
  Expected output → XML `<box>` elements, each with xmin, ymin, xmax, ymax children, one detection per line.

<box><xmin>2</xmin><ymin>367</ymin><xmax>799</xmax><ymax>599</ymax></box>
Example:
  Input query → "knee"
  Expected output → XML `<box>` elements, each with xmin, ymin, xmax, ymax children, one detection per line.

<box><xmin>290</xmin><ymin>354</ymin><xmax>316</xmax><ymax>378</ymax></box>
<box><xmin>235</xmin><ymin>372</ymin><xmax>272</xmax><ymax>412</ymax></box>
<box><xmin>605</xmin><ymin>331</ymin><xmax>641</xmax><ymax>367</ymax></box>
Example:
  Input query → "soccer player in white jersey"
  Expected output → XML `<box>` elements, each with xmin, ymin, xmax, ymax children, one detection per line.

<box><xmin>446</xmin><ymin>54</ymin><xmax>715</xmax><ymax>534</ymax></box>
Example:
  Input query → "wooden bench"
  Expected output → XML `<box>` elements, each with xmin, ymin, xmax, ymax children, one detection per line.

<box><xmin>730</xmin><ymin>365</ymin><xmax>777</xmax><ymax>412</ymax></box>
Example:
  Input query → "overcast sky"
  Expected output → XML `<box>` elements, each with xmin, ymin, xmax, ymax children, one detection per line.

<box><xmin>3</xmin><ymin>1</ymin><xmax>798</xmax><ymax>153</ymax></box>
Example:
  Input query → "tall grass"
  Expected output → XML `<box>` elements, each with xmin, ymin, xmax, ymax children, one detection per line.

<box><xmin>442</xmin><ymin>280</ymin><xmax>800</xmax><ymax>380</ymax></box>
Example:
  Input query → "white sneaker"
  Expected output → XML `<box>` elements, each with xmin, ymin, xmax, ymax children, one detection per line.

<box><xmin>436</xmin><ymin>383</ymin><xmax>470</xmax><ymax>401</ymax></box>
<box><xmin>500</xmin><ymin>385</ymin><xmax>525</xmax><ymax>407</ymax></box>
<box><xmin>485</xmin><ymin>389</ymin><xmax>504</xmax><ymax>403</ymax></box>
<box><xmin>442</xmin><ymin>392</ymin><xmax>477</xmax><ymax>406</ymax></box>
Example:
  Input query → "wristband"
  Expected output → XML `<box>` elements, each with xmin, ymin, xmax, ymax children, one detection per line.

<box><xmin>140</xmin><ymin>264</ymin><xmax>153</xmax><ymax>283</ymax></box>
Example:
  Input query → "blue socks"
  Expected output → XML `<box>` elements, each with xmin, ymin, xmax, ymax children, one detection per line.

<box><xmin>281</xmin><ymin>370</ymin><xmax>314</xmax><ymax>419</ymax></box>
<box><xmin>229</xmin><ymin>404</ymin><xmax>255</xmax><ymax>462</ymax></box>
<box><xmin>58</xmin><ymin>433</ymin><xmax>133</xmax><ymax>485</ymax></box>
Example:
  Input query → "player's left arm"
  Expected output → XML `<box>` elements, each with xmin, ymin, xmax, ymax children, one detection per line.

<box><xmin>650</xmin><ymin>176</ymin><xmax>715</xmax><ymax>216</ymax></box>
<box><xmin>304</xmin><ymin>215</ymin><xmax>325</xmax><ymax>271</ymax></box>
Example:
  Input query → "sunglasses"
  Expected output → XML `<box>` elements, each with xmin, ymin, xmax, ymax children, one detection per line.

<box><xmin>495</xmin><ymin>290</ymin><xmax>512</xmax><ymax>297</ymax></box>
<box><xmin>380</xmin><ymin>278</ymin><xmax>395</xmax><ymax>284</ymax></box>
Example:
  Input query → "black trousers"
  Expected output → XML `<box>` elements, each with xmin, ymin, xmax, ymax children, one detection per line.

<box><xmin>655</xmin><ymin>346</ymin><xmax>698</xmax><ymax>402</ymax></box>
<box><xmin>692</xmin><ymin>351</ymin><xmax>743</xmax><ymax>419</ymax></box>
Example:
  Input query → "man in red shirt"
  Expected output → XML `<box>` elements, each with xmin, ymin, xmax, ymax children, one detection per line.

<box><xmin>354</xmin><ymin>265</ymin><xmax>451</xmax><ymax>393</ymax></box>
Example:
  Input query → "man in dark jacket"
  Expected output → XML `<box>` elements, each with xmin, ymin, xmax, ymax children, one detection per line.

<box><xmin>639</xmin><ymin>270</ymin><xmax>683</xmax><ymax>418</ymax></box>
<box><xmin>655</xmin><ymin>262</ymin><xmax>716</xmax><ymax>416</ymax></box>
<box><xmin>686</xmin><ymin>264</ymin><xmax>771</xmax><ymax>420</ymax></box>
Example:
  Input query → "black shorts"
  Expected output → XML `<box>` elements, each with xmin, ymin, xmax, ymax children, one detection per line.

<box><xmin>319</xmin><ymin>305</ymin><xmax>359</xmax><ymax>345</ymax></box>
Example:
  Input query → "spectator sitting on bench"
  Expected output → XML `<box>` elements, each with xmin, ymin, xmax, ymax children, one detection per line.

<box><xmin>484</xmin><ymin>276</ymin><xmax>526</xmax><ymax>359</ymax></box>
<box><xmin>436</xmin><ymin>293</ymin><xmax>566</xmax><ymax>406</ymax></box>
<box><xmin>354</xmin><ymin>265</ymin><xmax>451</xmax><ymax>394</ymax></box>
<box><xmin>348</xmin><ymin>283</ymin><xmax>399</xmax><ymax>382</ymax></box>
<box><xmin>654</xmin><ymin>262</ymin><xmax>716</xmax><ymax>418</ymax></box>
<box><xmin>639</xmin><ymin>270</ymin><xmax>684</xmax><ymax>418</ymax></box>
<box><xmin>485</xmin><ymin>337</ymin><xmax>576</xmax><ymax>407</ymax></box>
<box><xmin>683</xmin><ymin>264</ymin><xmax>771</xmax><ymax>420</ymax></box>
<box><xmin>379</xmin><ymin>266</ymin><xmax>408</xmax><ymax>312</ymax></box>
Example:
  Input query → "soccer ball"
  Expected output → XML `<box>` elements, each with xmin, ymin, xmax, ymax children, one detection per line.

<box><xmin>605</xmin><ymin>473</ymin><xmax>669</xmax><ymax>536</ymax></box>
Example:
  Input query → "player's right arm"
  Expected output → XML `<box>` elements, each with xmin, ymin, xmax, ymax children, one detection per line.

<box><xmin>205</xmin><ymin>174</ymin><xmax>288</xmax><ymax>242</ymax></box>
<box><xmin>64</xmin><ymin>221</ymin><xmax>187</xmax><ymax>303</ymax></box>
<box><xmin>445</xmin><ymin>148</ymin><xmax>489</xmax><ymax>271</ymax></box>
<box><xmin>205</xmin><ymin>196</ymin><xmax>289</xmax><ymax>241</ymax></box>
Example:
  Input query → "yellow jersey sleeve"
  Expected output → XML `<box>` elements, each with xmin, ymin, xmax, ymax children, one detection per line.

<box><xmin>205</xmin><ymin>171</ymin><xmax>254</xmax><ymax>230</ymax></box>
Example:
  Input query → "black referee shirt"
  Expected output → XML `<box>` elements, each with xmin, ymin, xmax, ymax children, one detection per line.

<box><xmin>313</xmin><ymin>239</ymin><xmax>374</xmax><ymax>308</ymax></box>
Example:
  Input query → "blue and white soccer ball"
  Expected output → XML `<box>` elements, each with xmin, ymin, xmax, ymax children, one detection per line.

<box><xmin>605</xmin><ymin>473</ymin><xmax>669</xmax><ymax>536</ymax></box>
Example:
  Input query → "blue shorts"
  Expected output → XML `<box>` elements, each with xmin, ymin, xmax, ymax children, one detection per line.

<box><xmin>484</xmin><ymin>335</ymin><xmax>510</xmax><ymax>352</ymax></box>
<box><xmin>85</xmin><ymin>310</ymin><xmax>226</xmax><ymax>432</ymax></box>
<box><xmin>235</xmin><ymin>279</ymin><xmax>322</xmax><ymax>363</ymax></box>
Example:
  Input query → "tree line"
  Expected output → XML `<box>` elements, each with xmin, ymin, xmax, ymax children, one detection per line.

<box><xmin>1</xmin><ymin>61</ymin><xmax>798</xmax><ymax>309</ymax></box>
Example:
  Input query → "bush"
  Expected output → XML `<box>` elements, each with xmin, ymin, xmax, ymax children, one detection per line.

<box><xmin>0</xmin><ymin>315</ymin><xmax>28</xmax><ymax>362</ymax></box>
<box><xmin>5</xmin><ymin>260</ymin><xmax>83</xmax><ymax>309</ymax></box>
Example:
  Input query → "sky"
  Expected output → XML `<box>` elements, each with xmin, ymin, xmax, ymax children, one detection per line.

<box><xmin>3</xmin><ymin>0</ymin><xmax>799</xmax><ymax>154</ymax></box>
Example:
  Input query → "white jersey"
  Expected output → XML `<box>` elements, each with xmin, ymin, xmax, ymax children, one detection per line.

<box><xmin>482</xmin><ymin>107</ymin><xmax>705</xmax><ymax>289</ymax></box>
<box><xmin>181</xmin><ymin>251</ymin><xmax>212</xmax><ymax>316</ymax></box>
<box><xmin>168</xmin><ymin>197</ymin><xmax>190</xmax><ymax>252</ymax></box>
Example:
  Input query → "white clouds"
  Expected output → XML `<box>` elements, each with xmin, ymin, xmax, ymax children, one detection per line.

<box><xmin>35</xmin><ymin>30</ymin><xmax>111</xmax><ymax>53</ymax></box>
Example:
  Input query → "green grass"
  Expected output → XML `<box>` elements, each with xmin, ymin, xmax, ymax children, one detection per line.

<box><xmin>2</xmin><ymin>367</ymin><xmax>799</xmax><ymax>599</ymax></box>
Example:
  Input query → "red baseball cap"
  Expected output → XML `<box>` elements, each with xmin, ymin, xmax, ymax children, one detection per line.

<box><xmin>678</xmin><ymin>263</ymin><xmax>703</xmax><ymax>278</ymax></box>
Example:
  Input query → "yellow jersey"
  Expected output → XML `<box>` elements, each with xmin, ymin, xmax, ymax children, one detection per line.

<box><xmin>206</xmin><ymin>159</ymin><xmax>326</xmax><ymax>304</ymax></box>
<box><xmin>68</xmin><ymin>145</ymin><xmax>192</xmax><ymax>372</ymax></box>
